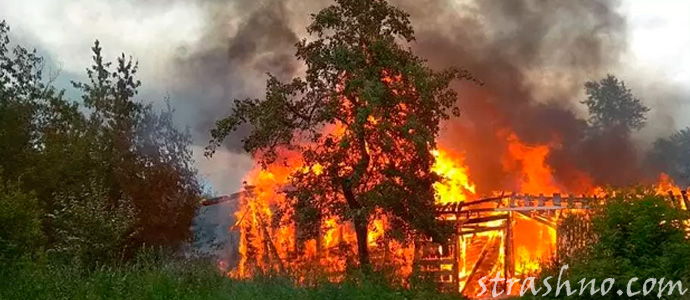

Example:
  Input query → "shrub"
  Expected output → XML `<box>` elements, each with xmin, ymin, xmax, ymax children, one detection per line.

<box><xmin>0</xmin><ymin>177</ymin><xmax>43</xmax><ymax>263</ymax></box>
<box><xmin>48</xmin><ymin>179</ymin><xmax>136</xmax><ymax>267</ymax></box>
<box><xmin>530</xmin><ymin>192</ymin><xmax>690</xmax><ymax>299</ymax></box>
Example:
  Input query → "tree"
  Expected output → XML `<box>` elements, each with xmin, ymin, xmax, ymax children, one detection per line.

<box><xmin>581</xmin><ymin>74</ymin><xmax>649</xmax><ymax>134</ymax></box>
<box><xmin>72</xmin><ymin>41</ymin><xmax>201</xmax><ymax>249</ymax></box>
<box><xmin>0</xmin><ymin>20</ymin><xmax>46</xmax><ymax>185</ymax></box>
<box><xmin>208</xmin><ymin>0</ymin><xmax>473</xmax><ymax>269</ymax></box>
<box><xmin>647</xmin><ymin>127</ymin><xmax>690</xmax><ymax>187</ymax></box>
<box><xmin>1</xmin><ymin>19</ymin><xmax>201</xmax><ymax>261</ymax></box>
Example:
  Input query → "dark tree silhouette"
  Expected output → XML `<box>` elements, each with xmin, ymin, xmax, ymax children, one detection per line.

<box><xmin>582</xmin><ymin>74</ymin><xmax>649</xmax><ymax>134</ymax></box>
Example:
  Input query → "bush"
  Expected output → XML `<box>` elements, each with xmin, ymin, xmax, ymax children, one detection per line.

<box><xmin>530</xmin><ymin>192</ymin><xmax>690</xmax><ymax>299</ymax></box>
<box><xmin>0</xmin><ymin>177</ymin><xmax>43</xmax><ymax>262</ymax></box>
<box><xmin>48</xmin><ymin>179</ymin><xmax>136</xmax><ymax>267</ymax></box>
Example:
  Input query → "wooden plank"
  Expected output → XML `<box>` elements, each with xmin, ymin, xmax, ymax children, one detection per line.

<box><xmin>418</xmin><ymin>258</ymin><xmax>456</xmax><ymax>265</ymax></box>
<box><xmin>460</xmin><ymin>235</ymin><xmax>499</xmax><ymax>295</ymax></box>
<box><xmin>460</xmin><ymin>225</ymin><xmax>505</xmax><ymax>235</ymax></box>
<box><xmin>515</xmin><ymin>211</ymin><xmax>557</xmax><ymax>228</ymax></box>
<box><xmin>462</xmin><ymin>214</ymin><xmax>509</xmax><ymax>225</ymax></box>
<box><xmin>494</xmin><ymin>206</ymin><xmax>565</xmax><ymax>212</ymax></box>
<box><xmin>427</xmin><ymin>270</ymin><xmax>455</xmax><ymax>277</ymax></box>
<box><xmin>460</xmin><ymin>195</ymin><xmax>508</xmax><ymax>208</ymax></box>
<box><xmin>504</xmin><ymin>211</ymin><xmax>513</xmax><ymax>279</ymax></box>
<box><xmin>201</xmin><ymin>191</ymin><xmax>244</xmax><ymax>206</ymax></box>
<box><xmin>525</xmin><ymin>194</ymin><xmax>533</xmax><ymax>207</ymax></box>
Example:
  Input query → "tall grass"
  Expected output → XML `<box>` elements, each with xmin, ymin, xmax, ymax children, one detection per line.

<box><xmin>0</xmin><ymin>255</ymin><xmax>461</xmax><ymax>300</ymax></box>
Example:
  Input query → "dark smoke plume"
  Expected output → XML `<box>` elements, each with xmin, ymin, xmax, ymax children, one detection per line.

<box><xmin>395</xmin><ymin>0</ymin><xmax>635</xmax><ymax>191</ymax></box>
<box><xmin>171</xmin><ymin>0</ymin><xmax>303</xmax><ymax>151</ymax></box>
<box><xmin>173</xmin><ymin>0</ymin><xmax>685</xmax><ymax>192</ymax></box>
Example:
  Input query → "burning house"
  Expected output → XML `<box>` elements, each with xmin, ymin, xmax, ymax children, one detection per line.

<box><xmin>185</xmin><ymin>0</ymin><xmax>690</xmax><ymax>298</ymax></box>
<box><xmin>197</xmin><ymin>150</ymin><xmax>688</xmax><ymax>296</ymax></box>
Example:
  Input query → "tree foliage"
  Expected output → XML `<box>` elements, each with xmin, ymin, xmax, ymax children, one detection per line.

<box><xmin>0</xmin><ymin>176</ymin><xmax>44</xmax><ymax>262</ymax></box>
<box><xmin>581</xmin><ymin>74</ymin><xmax>649</xmax><ymax>134</ymax></box>
<box><xmin>0</xmin><ymin>20</ymin><xmax>201</xmax><ymax>263</ymax></box>
<box><xmin>49</xmin><ymin>179</ymin><xmax>135</xmax><ymax>267</ymax></box>
<box><xmin>208</xmin><ymin>0</ymin><xmax>473</xmax><ymax>268</ymax></box>
<box><xmin>647</xmin><ymin>127</ymin><xmax>690</xmax><ymax>187</ymax></box>
<box><xmin>539</xmin><ymin>192</ymin><xmax>690</xmax><ymax>299</ymax></box>
<box><xmin>72</xmin><ymin>41</ymin><xmax>201</xmax><ymax>248</ymax></box>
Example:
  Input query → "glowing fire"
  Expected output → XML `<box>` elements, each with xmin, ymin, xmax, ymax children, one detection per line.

<box><xmin>432</xmin><ymin>149</ymin><xmax>476</xmax><ymax>205</ymax></box>
<box><xmin>221</xmin><ymin>72</ymin><xmax>686</xmax><ymax>298</ymax></box>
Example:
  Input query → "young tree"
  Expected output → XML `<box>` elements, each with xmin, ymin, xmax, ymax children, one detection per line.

<box><xmin>581</xmin><ymin>74</ymin><xmax>649</xmax><ymax>134</ymax></box>
<box><xmin>208</xmin><ymin>0</ymin><xmax>473</xmax><ymax>268</ymax></box>
<box><xmin>647</xmin><ymin>127</ymin><xmax>690</xmax><ymax>187</ymax></box>
<box><xmin>73</xmin><ymin>42</ymin><xmax>201</xmax><ymax>249</ymax></box>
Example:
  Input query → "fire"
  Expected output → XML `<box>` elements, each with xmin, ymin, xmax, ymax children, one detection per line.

<box><xmin>432</xmin><ymin>149</ymin><xmax>476</xmax><ymax>205</ymax></box>
<box><xmin>221</xmin><ymin>70</ymin><xmax>687</xmax><ymax>298</ymax></box>
<box><xmin>229</xmin><ymin>137</ymin><xmax>564</xmax><ymax>289</ymax></box>
<box><xmin>502</xmin><ymin>132</ymin><xmax>560</xmax><ymax>195</ymax></box>
<box><xmin>512</xmin><ymin>213</ymin><xmax>556</xmax><ymax>274</ymax></box>
<box><xmin>657</xmin><ymin>173</ymin><xmax>682</xmax><ymax>196</ymax></box>
<box><xmin>226</xmin><ymin>135</ymin><xmax>688</xmax><ymax>296</ymax></box>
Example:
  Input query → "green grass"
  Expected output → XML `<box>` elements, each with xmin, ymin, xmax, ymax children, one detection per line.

<box><xmin>0</xmin><ymin>258</ymin><xmax>461</xmax><ymax>300</ymax></box>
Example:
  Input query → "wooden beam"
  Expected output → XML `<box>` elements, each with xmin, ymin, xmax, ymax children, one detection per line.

<box><xmin>460</xmin><ymin>235</ymin><xmax>499</xmax><ymax>295</ymax></box>
<box><xmin>459</xmin><ymin>226</ymin><xmax>505</xmax><ymax>235</ymax></box>
<box><xmin>462</xmin><ymin>214</ymin><xmax>509</xmax><ymax>225</ymax></box>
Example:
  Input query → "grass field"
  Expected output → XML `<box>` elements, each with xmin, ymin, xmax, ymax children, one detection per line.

<box><xmin>0</xmin><ymin>257</ymin><xmax>461</xmax><ymax>300</ymax></box>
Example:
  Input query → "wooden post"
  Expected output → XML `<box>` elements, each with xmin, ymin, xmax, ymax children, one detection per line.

<box><xmin>257</xmin><ymin>213</ymin><xmax>286</xmax><ymax>274</ymax></box>
<box><xmin>453</xmin><ymin>234</ymin><xmax>459</xmax><ymax>291</ymax></box>
<box><xmin>538</xmin><ymin>193</ymin><xmax>545</xmax><ymax>207</ymax></box>
<box><xmin>681</xmin><ymin>190</ymin><xmax>690</xmax><ymax>210</ymax></box>
<box><xmin>553</xmin><ymin>193</ymin><xmax>561</xmax><ymax>206</ymax></box>
<box><xmin>504</xmin><ymin>212</ymin><xmax>513</xmax><ymax>281</ymax></box>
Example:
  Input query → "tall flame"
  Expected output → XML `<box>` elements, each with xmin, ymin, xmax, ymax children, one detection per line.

<box><xmin>222</xmin><ymin>71</ymin><xmax>685</xmax><ymax>298</ymax></box>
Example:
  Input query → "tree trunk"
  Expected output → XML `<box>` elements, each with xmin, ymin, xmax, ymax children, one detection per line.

<box><xmin>342</xmin><ymin>181</ymin><xmax>371</xmax><ymax>271</ymax></box>
<box><xmin>353</xmin><ymin>212</ymin><xmax>370</xmax><ymax>270</ymax></box>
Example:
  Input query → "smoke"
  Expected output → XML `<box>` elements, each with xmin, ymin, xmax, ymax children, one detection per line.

<box><xmin>170</xmin><ymin>0</ymin><xmax>303</xmax><ymax>150</ymax></box>
<box><xmin>170</xmin><ymin>0</ymin><xmax>685</xmax><ymax>192</ymax></box>
<box><xmin>392</xmin><ymin>0</ymin><xmax>634</xmax><ymax>191</ymax></box>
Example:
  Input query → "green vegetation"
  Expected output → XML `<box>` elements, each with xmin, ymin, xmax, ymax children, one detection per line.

<box><xmin>0</xmin><ymin>256</ymin><xmax>458</xmax><ymax>300</ymax></box>
<box><xmin>0</xmin><ymin>12</ymin><xmax>459</xmax><ymax>299</ymax></box>
<box><xmin>0</xmin><ymin>19</ymin><xmax>200</xmax><ymax>266</ymax></box>
<box><xmin>648</xmin><ymin>128</ymin><xmax>690</xmax><ymax>186</ymax></box>
<box><xmin>525</xmin><ymin>192</ymin><xmax>690</xmax><ymax>299</ymax></box>
<box><xmin>582</xmin><ymin>74</ymin><xmax>650</xmax><ymax>134</ymax></box>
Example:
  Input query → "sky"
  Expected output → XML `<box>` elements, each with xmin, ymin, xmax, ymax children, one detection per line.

<box><xmin>1</xmin><ymin>0</ymin><xmax>688</xmax><ymax>194</ymax></box>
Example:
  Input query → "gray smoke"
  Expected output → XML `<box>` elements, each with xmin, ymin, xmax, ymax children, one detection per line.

<box><xmin>170</xmin><ymin>0</ymin><xmax>305</xmax><ymax>151</ymax></box>
<box><xmin>398</xmin><ymin>0</ymin><xmax>633</xmax><ymax>191</ymax></box>
<box><xmin>171</xmin><ymin>0</ymin><xmax>685</xmax><ymax>192</ymax></box>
